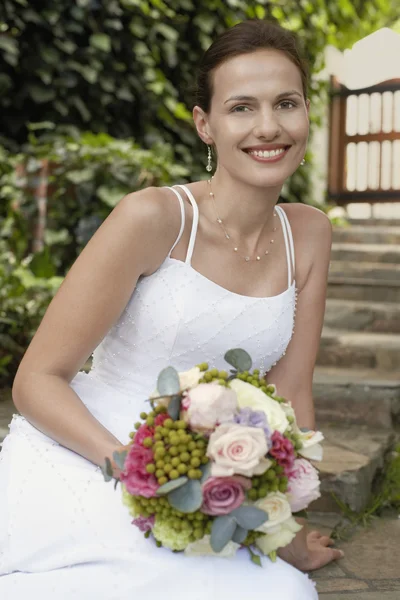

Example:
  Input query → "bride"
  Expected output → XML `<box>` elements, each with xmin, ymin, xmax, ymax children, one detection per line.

<box><xmin>0</xmin><ymin>19</ymin><xmax>343</xmax><ymax>599</ymax></box>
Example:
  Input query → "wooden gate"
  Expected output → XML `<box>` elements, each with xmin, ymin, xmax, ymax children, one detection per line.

<box><xmin>328</xmin><ymin>76</ymin><xmax>400</xmax><ymax>205</ymax></box>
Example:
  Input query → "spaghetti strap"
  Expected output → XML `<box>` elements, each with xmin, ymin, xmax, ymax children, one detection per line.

<box><xmin>275</xmin><ymin>205</ymin><xmax>295</xmax><ymax>288</ymax></box>
<box><xmin>165</xmin><ymin>187</ymin><xmax>186</xmax><ymax>257</ymax></box>
<box><xmin>175</xmin><ymin>184</ymin><xmax>199</xmax><ymax>265</ymax></box>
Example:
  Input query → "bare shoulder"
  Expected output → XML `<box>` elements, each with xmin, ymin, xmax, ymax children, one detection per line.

<box><xmin>279</xmin><ymin>203</ymin><xmax>332</xmax><ymax>248</ymax></box>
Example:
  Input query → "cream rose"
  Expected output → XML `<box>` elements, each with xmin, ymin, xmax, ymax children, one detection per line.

<box><xmin>229</xmin><ymin>379</ymin><xmax>289</xmax><ymax>434</ymax></box>
<box><xmin>181</xmin><ymin>383</ymin><xmax>238</xmax><ymax>433</ymax></box>
<box><xmin>255</xmin><ymin>516</ymin><xmax>303</xmax><ymax>555</ymax></box>
<box><xmin>179</xmin><ymin>367</ymin><xmax>203</xmax><ymax>390</ymax></box>
<box><xmin>287</xmin><ymin>458</ymin><xmax>321</xmax><ymax>512</ymax></box>
<box><xmin>207</xmin><ymin>423</ymin><xmax>271</xmax><ymax>478</ymax></box>
<box><xmin>254</xmin><ymin>491</ymin><xmax>292</xmax><ymax>533</ymax></box>
<box><xmin>184</xmin><ymin>535</ymin><xmax>240</xmax><ymax>558</ymax></box>
<box><xmin>297</xmin><ymin>430</ymin><xmax>324</xmax><ymax>461</ymax></box>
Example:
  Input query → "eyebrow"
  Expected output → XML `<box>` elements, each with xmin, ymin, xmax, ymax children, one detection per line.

<box><xmin>224</xmin><ymin>90</ymin><xmax>303</xmax><ymax>104</ymax></box>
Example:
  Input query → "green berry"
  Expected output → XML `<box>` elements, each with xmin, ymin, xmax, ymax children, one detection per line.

<box><xmin>260</xmin><ymin>386</ymin><xmax>267</xmax><ymax>393</ymax></box>
<box><xmin>190</xmin><ymin>457</ymin><xmax>201</xmax><ymax>468</ymax></box>
<box><xmin>197</xmin><ymin>362</ymin><xmax>208</xmax><ymax>372</ymax></box>
<box><xmin>169</xmin><ymin>447</ymin><xmax>179</xmax><ymax>457</ymax></box>
<box><xmin>146</xmin><ymin>416</ymin><xmax>155</xmax><ymax>426</ymax></box>
<box><xmin>196</xmin><ymin>440</ymin><xmax>206</xmax><ymax>450</ymax></box>
<box><xmin>154</xmin><ymin>447</ymin><xmax>166</xmax><ymax>459</ymax></box>
<box><xmin>158</xmin><ymin>476</ymin><xmax>168</xmax><ymax>485</ymax></box>
<box><xmin>164</xmin><ymin>419</ymin><xmax>174</xmax><ymax>429</ymax></box>
<box><xmin>188</xmin><ymin>469</ymin><xmax>198</xmax><ymax>479</ymax></box>
<box><xmin>180</xmin><ymin>452</ymin><xmax>190</xmax><ymax>463</ymax></box>
<box><xmin>218</xmin><ymin>370</ymin><xmax>228</xmax><ymax>380</ymax></box>
<box><xmin>209</xmin><ymin>368</ymin><xmax>218</xmax><ymax>377</ymax></box>
<box><xmin>140</xmin><ymin>412</ymin><xmax>148</xmax><ymax>420</ymax></box>
<box><xmin>170</xmin><ymin>469</ymin><xmax>179</xmax><ymax>479</ymax></box>
<box><xmin>143</xmin><ymin>437</ymin><xmax>153</xmax><ymax>448</ymax></box>
<box><xmin>275</xmin><ymin>465</ymin><xmax>284</xmax><ymax>475</ymax></box>
<box><xmin>191</xmin><ymin>449</ymin><xmax>202</xmax><ymax>458</ymax></box>
<box><xmin>178</xmin><ymin>444</ymin><xmax>187</xmax><ymax>453</ymax></box>
<box><xmin>156</xmin><ymin>460</ymin><xmax>165</xmax><ymax>469</ymax></box>
<box><xmin>177</xmin><ymin>464</ymin><xmax>188</xmax><ymax>475</ymax></box>
<box><xmin>188</xmin><ymin>441</ymin><xmax>197</xmax><ymax>451</ymax></box>
<box><xmin>164</xmin><ymin>464</ymin><xmax>172</xmax><ymax>473</ymax></box>
<box><xmin>154</xmin><ymin>433</ymin><xmax>162</xmax><ymax>441</ymax></box>
<box><xmin>155</xmin><ymin>469</ymin><xmax>164</xmax><ymax>478</ymax></box>
<box><xmin>171</xmin><ymin>457</ymin><xmax>180</xmax><ymax>467</ymax></box>
<box><xmin>271</xmin><ymin>481</ymin><xmax>279</xmax><ymax>492</ymax></box>
<box><xmin>203</xmin><ymin>372</ymin><xmax>213</xmax><ymax>382</ymax></box>
<box><xmin>248</xmin><ymin>489</ymin><xmax>258</xmax><ymax>501</ymax></box>
<box><xmin>176</xmin><ymin>420</ymin><xmax>187</xmax><ymax>430</ymax></box>
<box><xmin>146</xmin><ymin>464</ymin><xmax>156</xmax><ymax>474</ymax></box>
<box><xmin>201</xmin><ymin>456</ymin><xmax>209</xmax><ymax>464</ymax></box>
<box><xmin>265</xmin><ymin>469</ymin><xmax>276</xmax><ymax>481</ymax></box>
<box><xmin>134</xmin><ymin>422</ymin><xmax>141</xmax><ymax>430</ymax></box>
<box><xmin>258</xmin><ymin>486</ymin><xmax>269</xmax><ymax>498</ymax></box>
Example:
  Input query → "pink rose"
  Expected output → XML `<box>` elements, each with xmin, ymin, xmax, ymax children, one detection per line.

<box><xmin>207</xmin><ymin>423</ymin><xmax>271</xmax><ymax>477</ymax></box>
<box><xmin>201</xmin><ymin>475</ymin><xmax>251</xmax><ymax>516</ymax></box>
<box><xmin>120</xmin><ymin>445</ymin><xmax>158</xmax><ymax>498</ymax></box>
<box><xmin>134</xmin><ymin>413</ymin><xmax>170</xmax><ymax>446</ymax></box>
<box><xmin>132</xmin><ymin>515</ymin><xmax>155</xmax><ymax>532</ymax></box>
<box><xmin>269</xmin><ymin>431</ymin><xmax>295</xmax><ymax>475</ymax></box>
<box><xmin>182</xmin><ymin>383</ymin><xmax>237</xmax><ymax>433</ymax></box>
<box><xmin>287</xmin><ymin>458</ymin><xmax>321</xmax><ymax>512</ymax></box>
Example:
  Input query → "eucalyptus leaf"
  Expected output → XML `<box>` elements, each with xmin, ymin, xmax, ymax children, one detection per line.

<box><xmin>224</xmin><ymin>348</ymin><xmax>252</xmax><ymax>372</ymax></box>
<box><xmin>168</xmin><ymin>479</ymin><xmax>202</xmax><ymax>513</ymax></box>
<box><xmin>232</xmin><ymin>525</ymin><xmax>248</xmax><ymax>545</ymax></box>
<box><xmin>210</xmin><ymin>515</ymin><xmax>237</xmax><ymax>553</ymax></box>
<box><xmin>112</xmin><ymin>450</ymin><xmax>128</xmax><ymax>471</ymax></box>
<box><xmin>156</xmin><ymin>476</ymin><xmax>188</xmax><ymax>496</ymax></box>
<box><xmin>300</xmin><ymin>427</ymin><xmax>311</xmax><ymax>432</ymax></box>
<box><xmin>167</xmin><ymin>394</ymin><xmax>182</xmax><ymax>421</ymax></box>
<box><xmin>100</xmin><ymin>457</ymin><xmax>114</xmax><ymax>482</ymax></box>
<box><xmin>200</xmin><ymin>461</ymin><xmax>211</xmax><ymax>484</ymax></box>
<box><xmin>230</xmin><ymin>506</ymin><xmax>268</xmax><ymax>530</ymax></box>
<box><xmin>249</xmin><ymin>548</ymin><xmax>262</xmax><ymax>567</ymax></box>
<box><xmin>157</xmin><ymin>366</ymin><xmax>180</xmax><ymax>396</ymax></box>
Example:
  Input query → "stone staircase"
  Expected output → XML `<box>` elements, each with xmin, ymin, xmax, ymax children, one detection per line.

<box><xmin>313</xmin><ymin>219</ymin><xmax>400</xmax><ymax>512</ymax></box>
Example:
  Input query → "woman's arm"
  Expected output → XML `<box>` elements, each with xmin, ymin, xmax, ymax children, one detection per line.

<box><xmin>268</xmin><ymin>206</ymin><xmax>343</xmax><ymax>570</ymax></box>
<box><xmin>12</xmin><ymin>187</ymin><xmax>182</xmax><ymax>468</ymax></box>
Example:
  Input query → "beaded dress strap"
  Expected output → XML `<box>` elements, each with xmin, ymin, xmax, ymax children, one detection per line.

<box><xmin>165</xmin><ymin>187</ymin><xmax>186</xmax><ymax>257</ymax></box>
<box><xmin>175</xmin><ymin>184</ymin><xmax>199</xmax><ymax>265</ymax></box>
<box><xmin>275</xmin><ymin>205</ymin><xmax>295</xmax><ymax>289</ymax></box>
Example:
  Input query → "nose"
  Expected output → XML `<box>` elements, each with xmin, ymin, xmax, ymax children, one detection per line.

<box><xmin>253</xmin><ymin>107</ymin><xmax>281</xmax><ymax>140</ymax></box>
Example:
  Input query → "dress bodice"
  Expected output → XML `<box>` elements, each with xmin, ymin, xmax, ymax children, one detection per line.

<box><xmin>84</xmin><ymin>185</ymin><xmax>297</xmax><ymax>406</ymax></box>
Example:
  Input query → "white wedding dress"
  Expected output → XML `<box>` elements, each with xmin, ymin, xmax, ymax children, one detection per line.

<box><xmin>0</xmin><ymin>185</ymin><xmax>318</xmax><ymax>599</ymax></box>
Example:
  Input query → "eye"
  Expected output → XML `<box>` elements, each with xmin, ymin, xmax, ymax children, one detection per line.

<box><xmin>278</xmin><ymin>100</ymin><xmax>297</xmax><ymax>110</ymax></box>
<box><xmin>231</xmin><ymin>105</ymin><xmax>251</xmax><ymax>113</ymax></box>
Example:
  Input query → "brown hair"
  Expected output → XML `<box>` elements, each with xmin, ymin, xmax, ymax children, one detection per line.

<box><xmin>195</xmin><ymin>20</ymin><xmax>309</xmax><ymax>112</ymax></box>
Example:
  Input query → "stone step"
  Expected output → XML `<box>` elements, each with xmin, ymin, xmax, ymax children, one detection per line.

<box><xmin>328</xmin><ymin>277</ymin><xmax>400</xmax><ymax>302</ymax></box>
<box><xmin>331</xmin><ymin>242</ymin><xmax>400</xmax><ymax>264</ymax></box>
<box><xmin>310</xmin><ymin>424</ymin><xmax>394</xmax><ymax>512</ymax></box>
<box><xmin>333</xmin><ymin>225</ymin><xmax>400</xmax><ymax>244</ymax></box>
<box><xmin>317</xmin><ymin>329</ymin><xmax>400</xmax><ymax>371</ymax></box>
<box><xmin>313</xmin><ymin>366</ymin><xmax>400</xmax><ymax>429</ymax></box>
<box><xmin>329</xmin><ymin>260</ymin><xmax>400</xmax><ymax>282</ymax></box>
<box><xmin>349</xmin><ymin>217</ymin><xmax>400</xmax><ymax>227</ymax></box>
<box><xmin>324</xmin><ymin>299</ymin><xmax>400</xmax><ymax>333</ymax></box>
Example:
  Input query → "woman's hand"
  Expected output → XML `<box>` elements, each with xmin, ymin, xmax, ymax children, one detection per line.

<box><xmin>278</xmin><ymin>528</ymin><xmax>344</xmax><ymax>572</ymax></box>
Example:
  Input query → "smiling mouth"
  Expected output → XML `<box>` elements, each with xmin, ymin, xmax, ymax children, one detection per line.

<box><xmin>244</xmin><ymin>146</ymin><xmax>290</xmax><ymax>159</ymax></box>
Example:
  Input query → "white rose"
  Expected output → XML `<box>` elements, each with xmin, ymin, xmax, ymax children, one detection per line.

<box><xmin>229</xmin><ymin>379</ymin><xmax>289</xmax><ymax>434</ymax></box>
<box><xmin>207</xmin><ymin>423</ymin><xmax>271</xmax><ymax>478</ymax></box>
<box><xmin>184</xmin><ymin>535</ymin><xmax>240</xmax><ymax>558</ymax></box>
<box><xmin>254</xmin><ymin>491</ymin><xmax>292</xmax><ymax>533</ymax></box>
<box><xmin>181</xmin><ymin>383</ymin><xmax>238</xmax><ymax>433</ymax></box>
<box><xmin>287</xmin><ymin>458</ymin><xmax>321</xmax><ymax>512</ymax></box>
<box><xmin>297</xmin><ymin>430</ymin><xmax>324</xmax><ymax>461</ymax></box>
<box><xmin>179</xmin><ymin>367</ymin><xmax>202</xmax><ymax>390</ymax></box>
<box><xmin>255</xmin><ymin>516</ymin><xmax>303</xmax><ymax>555</ymax></box>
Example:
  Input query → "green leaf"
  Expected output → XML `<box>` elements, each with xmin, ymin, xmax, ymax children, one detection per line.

<box><xmin>249</xmin><ymin>547</ymin><xmax>262</xmax><ymax>567</ymax></box>
<box><xmin>200</xmin><ymin>461</ymin><xmax>211</xmax><ymax>484</ymax></box>
<box><xmin>224</xmin><ymin>348</ymin><xmax>252</xmax><ymax>372</ymax></box>
<box><xmin>157</xmin><ymin>366</ymin><xmax>180</xmax><ymax>396</ymax></box>
<box><xmin>230</xmin><ymin>506</ymin><xmax>268</xmax><ymax>530</ymax></box>
<box><xmin>112</xmin><ymin>450</ymin><xmax>128</xmax><ymax>471</ymax></box>
<box><xmin>97</xmin><ymin>185</ymin><xmax>127</xmax><ymax>208</ymax></box>
<box><xmin>210</xmin><ymin>515</ymin><xmax>237</xmax><ymax>553</ymax></box>
<box><xmin>66</xmin><ymin>168</ymin><xmax>95</xmax><ymax>184</ymax></box>
<box><xmin>168</xmin><ymin>478</ymin><xmax>202</xmax><ymax>513</ymax></box>
<box><xmin>232</xmin><ymin>525</ymin><xmax>248</xmax><ymax>544</ymax></box>
<box><xmin>89</xmin><ymin>33</ymin><xmax>112</xmax><ymax>53</ymax></box>
<box><xmin>156</xmin><ymin>476</ymin><xmax>188</xmax><ymax>496</ymax></box>
<box><xmin>100</xmin><ymin>457</ymin><xmax>114</xmax><ymax>482</ymax></box>
<box><xmin>167</xmin><ymin>394</ymin><xmax>182</xmax><ymax>421</ymax></box>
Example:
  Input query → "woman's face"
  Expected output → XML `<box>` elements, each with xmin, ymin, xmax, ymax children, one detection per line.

<box><xmin>196</xmin><ymin>49</ymin><xmax>310</xmax><ymax>188</ymax></box>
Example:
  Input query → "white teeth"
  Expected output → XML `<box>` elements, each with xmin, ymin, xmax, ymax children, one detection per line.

<box><xmin>248</xmin><ymin>148</ymin><xmax>286</xmax><ymax>158</ymax></box>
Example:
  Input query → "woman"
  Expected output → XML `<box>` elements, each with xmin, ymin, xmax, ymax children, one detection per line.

<box><xmin>0</xmin><ymin>20</ymin><xmax>342</xmax><ymax>599</ymax></box>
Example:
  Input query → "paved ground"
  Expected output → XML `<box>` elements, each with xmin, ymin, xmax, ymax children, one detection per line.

<box><xmin>309</xmin><ymin>512</ymin><xmax>400</xmax><ymax>599</ymax></box>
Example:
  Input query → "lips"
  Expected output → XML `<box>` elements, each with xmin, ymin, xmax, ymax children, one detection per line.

<box><xmin>242</xmin><ymin>145</ymin><xmax>291</xmax><ymax>162</ymax></box>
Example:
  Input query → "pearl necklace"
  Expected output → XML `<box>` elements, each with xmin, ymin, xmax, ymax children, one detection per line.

<box><xmin>207</xmin><ymin>179</ymin><xmax>278</xmax><ymax>262</ymax></box>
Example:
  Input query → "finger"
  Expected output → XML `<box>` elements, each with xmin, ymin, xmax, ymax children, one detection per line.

<box><xmin>319</xmin><ymin>536</ymin><xmax>335</xmax><ymax>547</ymax></box>
<box><xmin>313</xmin><ymin>548</ymin><xmax>345</xmax><ymax>570</ymax></box>
<box><xmin>308</xmin><ymin>530</ymin><xmax>322</xmax><ymax>540</ymax></box>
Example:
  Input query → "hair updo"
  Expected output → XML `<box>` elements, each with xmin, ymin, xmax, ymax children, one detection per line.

<box><xmin>195</xmin><ymin>20</ymin><xmax>309</xmax><ymax>113</ymax></box>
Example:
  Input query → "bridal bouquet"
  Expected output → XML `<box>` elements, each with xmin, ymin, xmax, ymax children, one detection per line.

<box><xmin>102</xmin><ymin>349</ymin><xmax>323</xmax><ymax>565</ymax></box>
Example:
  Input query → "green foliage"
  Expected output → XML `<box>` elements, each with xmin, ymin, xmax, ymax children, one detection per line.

<box><xmin>1</xmin><ymin>0</ymin><xmax>398</xmax><ymax>200</ymax></box>
<box><xmin>331</xmin><ymin>443</ymin><xmax>400</xmax><ymax>541</ymax></box>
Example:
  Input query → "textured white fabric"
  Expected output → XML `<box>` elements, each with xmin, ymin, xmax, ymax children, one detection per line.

<box><xmin>0</xmin><ymin>193</ymin><xmax>317</xmax><ymax>599</ymax></box>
